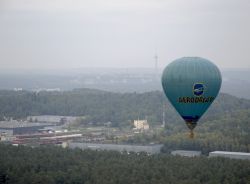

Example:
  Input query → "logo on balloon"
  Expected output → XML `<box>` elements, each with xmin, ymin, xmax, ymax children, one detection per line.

<box><xmin>193</xmin><ymin>83</ymin><xmax>204</xmax><ymax>96</ymax></box>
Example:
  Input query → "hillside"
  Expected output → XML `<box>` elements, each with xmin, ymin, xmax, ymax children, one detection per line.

<box><xmin>160</xmin><ymin>109</ymin><xmax>250</xmax><ymax>154</ymax></box>
<box><xmin>0</xmin><ymin>89</ymin><xmax>250</xmax><ymax>125</ymax></box>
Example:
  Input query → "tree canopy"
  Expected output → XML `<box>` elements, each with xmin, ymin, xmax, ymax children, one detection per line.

<box><xmin>0</xmin><ymin>144</ymin><xmax>250</xmax><ymax>184</ymax></box>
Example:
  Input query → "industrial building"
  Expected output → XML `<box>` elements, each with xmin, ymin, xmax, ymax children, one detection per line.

<box><xmin>171</xmin><ymin>150</ymin><xmax>201</xmax><ymax>157</ymax></box>
<box><xmin>0</xmin><ymin>121</ymin><xmax>51</xmax><ymax>135</ymax></box>
<box><xmin>133</xmin><ymin>120</ymin><xmax>149</xmax><ymax>131</ymax></box>
<box><xmin>27</xmin><ymin>115</ymin><xmax>78</xmax><ymax>125</ymax></box>
<box><xmin>69</xmin><ymin>142</ymin><xmax>163</xmax><ymax>154</ymax></box>
<box><xmin>209</xmin><ymin>151</ymin><xmax>250</xmax><ymax>160</ymax></box>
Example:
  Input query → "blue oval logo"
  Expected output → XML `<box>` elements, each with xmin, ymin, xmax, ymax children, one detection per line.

<box><xmin>193</xmin><ymin>83</ymin><xmax>204</xmax><ymax>96</ymax></box>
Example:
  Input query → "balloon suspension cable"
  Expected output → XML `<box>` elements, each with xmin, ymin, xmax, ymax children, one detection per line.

<box><xmin>189</xmin><ymin>130</ymin><xmax>194</xmax><ymax>139</ymax></box>
<box><xmin>185</xmin><ymin>121</ymin><xmax>197</xmax><ymax>139</ymax></box>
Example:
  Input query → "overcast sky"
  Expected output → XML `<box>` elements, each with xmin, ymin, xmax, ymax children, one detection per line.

<box><xmin>0</xmin><ymin>0</ymin><xmax>249</xmax><ymax>70</ymax></box>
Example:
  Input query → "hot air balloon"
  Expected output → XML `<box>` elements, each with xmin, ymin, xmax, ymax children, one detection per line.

<box><xmin>161</xmin><ymin>57</ymin><xmax>222</xmax><ymax>138</ymax></box>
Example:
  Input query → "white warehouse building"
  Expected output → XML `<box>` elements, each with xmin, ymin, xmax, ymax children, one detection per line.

<box><xmin>27</xmin><ymin>115</ymin><xmax>78</xmax><ymax>124</ymax></box>
<box><xmin>171</xmin><ymin>150</ymin><xmax>201</xmax><ymax>157</ymax></box>
<box><xmin>209</xmin><ymin>151</ymin><xmax>250</xmax><ymax>160</ymax></box>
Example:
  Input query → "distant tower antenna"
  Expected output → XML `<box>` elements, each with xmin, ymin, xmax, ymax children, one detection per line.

<box><xmin>154</xmin><ymin>53</ymin><xmax>158</xmax><ymax>78</ymax></box>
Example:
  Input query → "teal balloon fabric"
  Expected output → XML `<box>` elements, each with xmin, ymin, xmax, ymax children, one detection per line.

<box><xmin>162</xmin><ymin>57</ymin><xmax>222</xmax><ymax>123</ymax></box>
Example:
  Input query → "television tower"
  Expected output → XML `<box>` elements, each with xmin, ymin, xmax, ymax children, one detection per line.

<box><xmin>154</xmin><ymin>53</ymin><xmax>158</xmax><ymax>78</ymax></box>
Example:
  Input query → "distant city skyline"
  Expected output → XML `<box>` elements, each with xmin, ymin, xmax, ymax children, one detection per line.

<box><xmin>0</xmin><ymin>0</ymin><xmax>250</xmax><ymax>70</ymax></box>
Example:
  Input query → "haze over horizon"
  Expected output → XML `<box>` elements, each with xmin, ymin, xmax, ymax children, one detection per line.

<box><xmin>0</xmin><ymin>0</ymin><xmax>250</xmax><ymax>70</ymax></box>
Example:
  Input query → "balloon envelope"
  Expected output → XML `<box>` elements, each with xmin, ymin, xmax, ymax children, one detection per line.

<box><xmin>161</xmin><ymin>57</ymin><xmax>222</xmax><ymax>135</ymax></box>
